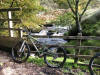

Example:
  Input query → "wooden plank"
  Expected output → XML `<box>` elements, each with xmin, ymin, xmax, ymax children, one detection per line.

<box><xmin>31</xmin><ymin>51</ymin><xmax>93</xmax><ymax>59</ymax></box>
<box><xmin>0</xmin><ymin>8</ymin><xmax>21</xmax><ymax>12</ymax></box>
<box><xmin>0</xmin><ymin>19</ymin><xmax>20</xmax><ymax>21</ymax></box>
<box><xmin>51</xmin><ymin>45</ymin><xmax>100</xmax><ymax>50</ymax></box>
<box><xmin>35</xmin><ymin>44</ymin><xmax>100</xmax><ymax>50</ymax></box>
<box><xmin>78</xmin><ymin>63</ymin><xmax>100</xmax><ymax>68</ymax></box>
<box><xmin>30</xmin><ymin>51</ymin><xmax>100</xmax><ymax>59</ymax></box>
<box><xmin>24</xmin><ymin>35</ymin><xmax>100</xmax><ymax>40</ymax></box>
<box><xmin>63</xmin><ymin>45</ymin><xmax>100</xmax><ymax>50</ymax></box>
<box><xmin>0</xmin><ymin>28</ymin><xmax>22</xmax><ymax>31</ymax></box>
<box><xmin>29</xmin><ymin>42</ymin><xmax>100</xmax><ymax>50</ymax></box>
<box><xmin>0</xmin><ymin>36</ymin><xmax>21</xmax><ymax>48</ymax></box>
<box><xmin>18</xmin><ymin>28</ymin><xmax>23</xmax><ymax>38</ymax></box>
<box><xmin>67</xmin><ymin>54</ymin><xmax>92</xmax><ymax>58</ymax></box>
<box><xmin>8</xmin><ymin>11</ymin><xmax>14</xmax><ymax>37</ymax></box>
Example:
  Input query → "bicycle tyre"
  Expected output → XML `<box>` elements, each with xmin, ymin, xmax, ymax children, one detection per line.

<box><xmin>44</xmin><ymin>46</ymin><xmax>66</xmax><ymax>68</ymax></box>
<box><xmin>11</xmin><ymin>40</ymin><xmax>30</xmax><ymax>63</ymax></box>
<box><xmin>89</xmin><ymin>53</ymin><xmax>100</xmax><ymax>75</ymax></box>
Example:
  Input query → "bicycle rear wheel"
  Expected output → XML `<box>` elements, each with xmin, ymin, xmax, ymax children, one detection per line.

<box><xmin>89</xmin><ymin>53</ymin><xmax>100</xmax><ymax>75</ymax></box>
<box><xmin>44</xmin><ymin>46</ymin><xmax>66</xmax><ymax>68</ymax></box>
<box><xmin>11</xmin><ymin>40</ymin><xmax>30</xmax><ymax>63</ymax></box>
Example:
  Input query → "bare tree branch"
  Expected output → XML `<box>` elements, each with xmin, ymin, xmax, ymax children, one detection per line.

<box><xmin>79</xmin><ymin>0</ymin><xmax>92</xmax><ymax>21</ymax></box>
<box><xmin>10</xmin><ymin>0</ymin><xmax>15</xmax><ymax>7</ymax></box>
<box><xmin>72</xmin><ymin>0</ymin><xmax>76</xmax><ymax>5</ymax></box>
<box><xmin>75</xmin><ymin>0</ymin><xmax>82</xmax><ymax>32</ymax></box>
<box><xmin>10</xmin><ymin>0</ymin><xmax>18</xmax><ymax>8</ymax></box>
<box><xmin>67</xmin><ymin>0</ymin><xmax>92</xmax><ymax>32</ymax></box>
<box><xmin>67</xmin><ymin>0</ymin><xmax>76</xmax><ymax>15</ymax></box>
<box><xmin>75</xmin><ymin>0</ymin><xmax>79</xmax><ymax>15</ymax></box>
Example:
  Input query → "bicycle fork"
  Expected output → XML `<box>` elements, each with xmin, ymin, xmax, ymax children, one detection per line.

<box><xmin>18</xmin><ymin>40</ymin><xmax>26</xmax><ymax>57</ymax></box>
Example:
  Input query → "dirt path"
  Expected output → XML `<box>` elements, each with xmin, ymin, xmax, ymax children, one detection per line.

<box><xmin>0</xmin><ymin>62</ymin><xmax>64</xmax><ymax>75</ymax></box>
<box><xmin>0</xmin><ymin>50</ymin><xmax>66</xmax><ymax>75</ymax></box>
<box><xmin>0</xmin><ymin>50</ymin><xmax>90</xmax><ymax>75</ymax></box>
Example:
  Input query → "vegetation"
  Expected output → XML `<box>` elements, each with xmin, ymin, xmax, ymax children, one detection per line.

<box><xmin>27</xmin><ymin>56</ymin><xmax>45</xmax><ymax>67</ymax></box>
<box><xmin>0</xmin><ymin>0</ymin><xmax>45</xmax><ymax>31</ymax></box>
<box><xmin>27</xmin><ymin>56</ymin><xmax>89</xmax><ymax>75</ymax></box>
<box><xmin>0</xmin><ymin>0</ymin><xmax>100</xmax><ymax>74</ymax></box>
<box><xmin>52</xmin><ymin>12</ymin><xmax>75</xmax><ymax>26</ymax></box>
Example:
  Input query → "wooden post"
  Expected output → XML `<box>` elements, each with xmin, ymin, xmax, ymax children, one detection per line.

<box><xmin>18</xmin><ymin>27</ymin><xmax>23</xmax><ymax>38</ymax></box>
<box><xmin>8</xmin><ymin>11</ymin><xmax>14</xmax><ymax>37</ymax></box>
<box><xmin>74</xmin><ymin>32</ymin><xmax>82</xmax><ymax>63</ymax></box>
<box><xmin>20</xmin><ymin>27</ymin><xmax>23</xmax><ymax>38</ymax></box>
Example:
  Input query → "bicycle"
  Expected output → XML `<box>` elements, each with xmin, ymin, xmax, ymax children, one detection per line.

<box><xmin>89</xmin><ymin>53</ymin><xmax>100</xmax><ymax>75</ymax></box>
<box><xmin>11</xmin><ymin>27</ymin><xmax>67</xmax><ymax>68</ymax></box>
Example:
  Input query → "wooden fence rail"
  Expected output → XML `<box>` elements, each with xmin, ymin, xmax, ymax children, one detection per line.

<box><xmin>0</xmin><ymin>19</ymin><xmax>21</xmax><ymax>22</ymax></box>
<box><xmin>0</xmin><ymin>8</ymin><xmax>21</xmax><ymax>12</ymax></box>
<box><xmin>0</xmin><ymin>28</ymin><xmax>22</xmax><ymax>38</ymax></box>
<box><xmin>0</xmin><ymin>28</ymin><xmax>22</xmax><ymax>31</ymax></box>
<box><xmin>0</xmin><ymin>7</ymin><xmax>21</xmax><ymax>37</ymax></box>
<box><xmin>24</xmin><ymin>35</ymin><xmax>100</xmax><ymax>40</ymax></box>
<box><xmin>58</xmin><ymin>45</ymin><xmax>100</xmax><ymax>50</ymax></box>
<box><xmin>31</xmin><ymin>51</ymin><xmax>93</xmax><ymax>58</ymax></box>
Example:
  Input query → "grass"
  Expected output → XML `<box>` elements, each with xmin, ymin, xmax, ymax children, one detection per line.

<box><xmin>27</xmin><ymin>56</ymin><xmax>90</xmax><ymax>75</ymax></box>
<box><xmin>27</xmin><ymin>56</ymin><xmax>85</xmax><ymax>67</ymax></box>
<box><xmin>27</xmin><ymin>56</ymin><xmax>45</xmax><ymax>66</ymax></box>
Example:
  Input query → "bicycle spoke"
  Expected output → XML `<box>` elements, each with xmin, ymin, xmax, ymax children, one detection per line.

<box><xmin>89</xmin><ymin>55</ymin><xmax>100</xmax><ymax>75</ymax></box>
<box><xmin>44</xmin><ymin>47</ymin><xmax>66</xmax><ymax>68</ymax></box>
<box><xmin>11</xmin><ymin>40</ymin><xmax>30</xmax><ymax>63</ymax></box>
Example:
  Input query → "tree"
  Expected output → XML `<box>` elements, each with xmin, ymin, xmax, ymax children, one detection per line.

<box><xmin>67</xmin><ymin>0</ymin><xmax>92</xmax><ymax>63</ymax></box>
<box><xmin>67</xmin><ymin>0</ymin><xmax>92</xmax><ymax>33</ymax></box>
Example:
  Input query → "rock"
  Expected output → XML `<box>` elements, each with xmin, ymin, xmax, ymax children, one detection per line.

<box><xmin>40</xmin><ymin>0</ymin><xmax>58</xmax><ymax>10</ymax></box>
<box><xmin>82</xmin><ymin>8</ymin><xmax>100</xmax><ymax>24</ymax></box>
<box><xmin>2</xmin><ymin>67</ymin><xmax>16</xmax><ymax>75</ymax></box>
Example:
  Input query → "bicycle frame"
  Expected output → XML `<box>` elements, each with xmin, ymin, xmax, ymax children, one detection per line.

<box><xmin>26</xmin><ymin>33</ymin><xmax>47</xmax><ymax>55</ymax></box>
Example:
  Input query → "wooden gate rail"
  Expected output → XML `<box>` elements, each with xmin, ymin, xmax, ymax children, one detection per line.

<box><xmin>28</xmin><ymin>42</ymin><xmax>100</xmax><ymax>50</ymax></box>
<box><xmin>63</xmin><ymin>45</ymin><xmax>100</xmax><ymax>50</ymax></box>
<box><xmin>0</xmin><ymin>8</ymin><xmax>21</xmax><ymax>12</ymax></box>
<box><xmin>0</xmin><ymin>28</ymin><xmax>22</xmax><ymax>31</ymax></box>
<box><xmin>0</xmin><ymin>7</ymin><xmax>21</xmax><ymax>37</ymax></box>
<box><xmin>0</xmin><ymin>28</ymin><xmax>22</xmax><ymax>38</ymax></box>
<box><xmin>0</xmin><ymin>19</ymin><xmax>21</xmax><ymax>22</ymax></box>
<box><xmin>24</xmin><ymin>35</ymin><xmax>100</xmax><ymax>40</ymax></box>
<box><xmin>31</xmin><ymin>51</ymin><xmax>93</xmax><ymax>58</ymax></box>
<box><xmin>77</xmin><ymin>63</ymin><xmax>100</xmax><ymax>68</ymax></box>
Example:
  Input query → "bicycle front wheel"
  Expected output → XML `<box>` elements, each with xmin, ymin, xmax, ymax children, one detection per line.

<box><xmin>11</xmin><ymin>40</ymin><xmax>30</xmax><ymax>63</ymax></box>
<box><xmin>89</xmin><ymin>53</ymin><xmax>100</xmax><ymax>75</ymax></box>
<box><xmin>44</xmin><ymin>46</ymin><xmax>66</xmax><ymax>68</ymax></box>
